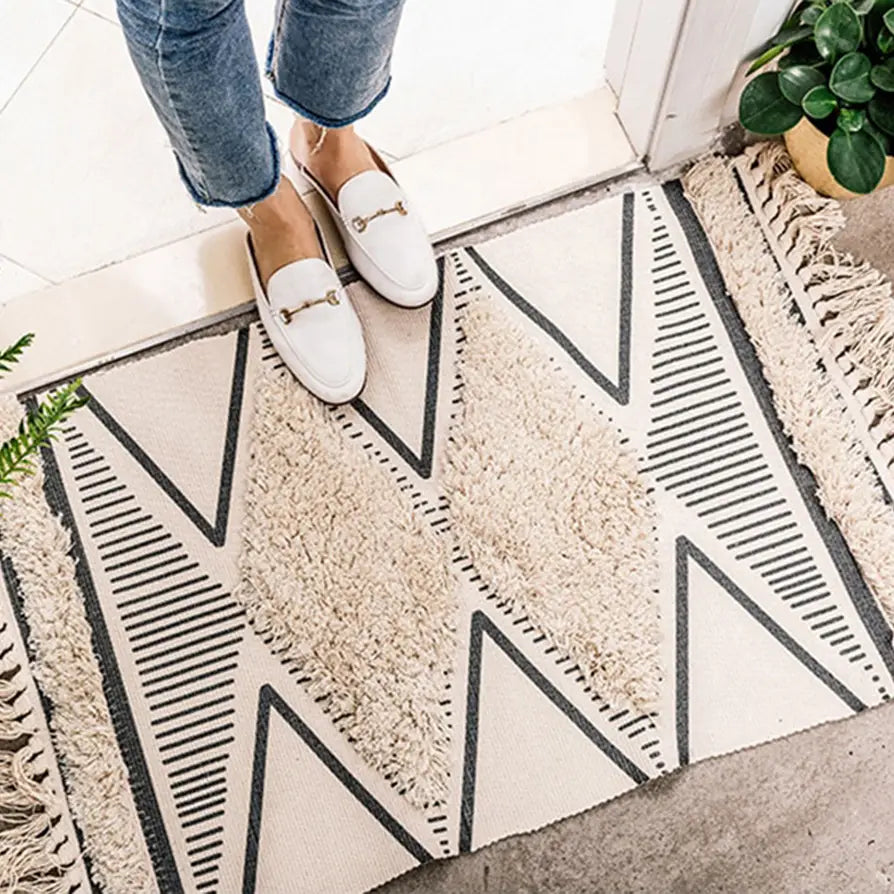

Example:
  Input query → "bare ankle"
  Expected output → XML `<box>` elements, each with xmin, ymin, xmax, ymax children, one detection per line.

<box><xmin>238</xmin><ymin>176</ymin><xmax>322</xmax><ymax>285</ymax></box>
<box><xmin>238</xmin><ymin>177</ymin><xmax>302</xmax><ymax>226</ymax></box>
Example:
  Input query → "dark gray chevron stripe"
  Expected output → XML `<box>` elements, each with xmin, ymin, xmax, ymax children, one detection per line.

<box><xmin>643</xmin><ymin>188</ymin><xmax>892</xmax><ymax>696</ymax></box>
<box><xmin>242</xmin><ymin>684</ymin><xmax>432</xmax><ymax>893</ymax></box>
<box><xmin>459</xmin><ymin>549</ymin><xmax>666</xmax><ymax>773</ymax></box>
<box><xmin>465</xmin><ymin>190</ymin><xmax>634</xmax><ymax>406</ymax></box>
<box><xmin>76</xmin><ymin>326</ymin><xmax>249</xmax><ymax>548</ymax></box>
<box><xmin>63</xmin><ymin>429</ymin><xmax>245</xmax><ymax>894</ymax></box>
<box><xmin>459</xmin><ymin>611</ymin><xmax>649</xmax><ymax>854</ymax></box>
<box><xmin>664</xmin><ymin>181</ymin><xmax>894</xmax><ymax>685</ymax></box>
<box><xmin>675</xmin><ymin>536</ymin><xmax>864</xmax><ymax>766</ymax></box>
<box><xmin>349</xmin><ymin>257</ymin><xmax>446</xmax><ymax>480</ymax></box>
<box><xmin>33</xmin><ymin>426</ymin><xmax>185</xmax><ymax>894</ymax></box>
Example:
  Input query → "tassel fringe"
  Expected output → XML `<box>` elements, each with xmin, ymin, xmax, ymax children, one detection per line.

<box><xmin>735</xmin><ymin>142</ymin><xmax>894</xmax><ymax>468</ymax></box>
<box><xmin>0</xmin><ymin>620</ymin><xmax>75</xmax><ymax>893</ymax></box>
<box><xmin>682</xmin><ymin>149</ymin><xmax>894</xmax><ymax>627</ymax></box>
<box><xmin>0</xmin><ymin>395</ymin><xmax>157</xmax><ymax>893</ymax></box>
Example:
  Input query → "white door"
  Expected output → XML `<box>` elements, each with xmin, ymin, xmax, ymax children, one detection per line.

<box><xmin>611</xmin><ymin>0</ymin><xmax>796</xmax><ymax>171</ymax></box>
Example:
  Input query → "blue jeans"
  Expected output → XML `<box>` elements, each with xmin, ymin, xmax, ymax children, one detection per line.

<box><xmin>117</xmin><ymin>0</ymin><xmax>406</xmax><ymax>207</ymax></box>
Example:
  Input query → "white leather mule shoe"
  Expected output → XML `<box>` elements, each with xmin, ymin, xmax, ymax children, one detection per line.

<box><xmin>246</xmin><ymin>227</ymin><xmax>366</xmax><ymax>405</ymax></box>
<box><xmin>290</xmin><ymin>143</ymin><xmax>438</xmax><ymax>309</ymax></box>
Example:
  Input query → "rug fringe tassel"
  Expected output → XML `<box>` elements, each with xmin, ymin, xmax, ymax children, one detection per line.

<box><xmin>682</xmin><ymin>150</ymin><xmax>894</xmax><ymax>625</ymax></box>
<box><xmin>737</xmin><ymin>142</ymin><xmax>894</xmax><ymax>458</ymax></box>
<box><xmin>0</xmin><ymin>637</ymin><xmax>73</xmax><ymax>894</ymax></box>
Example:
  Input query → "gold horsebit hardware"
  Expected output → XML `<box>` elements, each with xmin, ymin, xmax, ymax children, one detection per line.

<box><xmin>278</xmin><ymin>289</ymin><xmax>340</xmax><ymax>325</ymax></box>
<box><xmin>351</xmin><ymin>200</ymin><xmax>408</xmax><ymax>233</ymax></box>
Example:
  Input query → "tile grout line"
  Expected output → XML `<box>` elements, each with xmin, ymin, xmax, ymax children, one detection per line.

<box><xmin>76</xmin><ymin>4</ymin><xmax>120</xmax><ymax>25</ymax></box>
<box><xmin>0</xmin><ymin>3</ymin><xmax>77</xmax><ymax>118</ymax></box>
<box><xmin>0</xmin><ymin>253</ymin><xmax>54</xmax><ymax>286</ymax></box>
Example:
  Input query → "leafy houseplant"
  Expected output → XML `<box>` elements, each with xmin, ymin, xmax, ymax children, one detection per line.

<box><xmin>740</xmin><ymin>0</ymin><xmax>894</xmax><ymax>194</ymax></box>
<box><xmin>0</xmin><ymin>335</ymin><xmax>86</xmax><ymax>500</ymax></box>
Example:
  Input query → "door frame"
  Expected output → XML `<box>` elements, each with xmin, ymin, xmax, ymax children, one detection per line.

<box><xmin>607</xmin><ymin>0</ymin><xmax>796</xmax><ymax>171</ymax></box>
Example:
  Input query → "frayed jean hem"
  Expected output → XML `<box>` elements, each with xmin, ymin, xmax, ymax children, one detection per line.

<box><xmin>267</xmin><ymin>75</ymin><xmax>392</xmax><ymax>130</ymax></box>
<box><xmin>176</xmin><ymin>120</ymin><xmax>281</xmax><ymax>208</ymax></box>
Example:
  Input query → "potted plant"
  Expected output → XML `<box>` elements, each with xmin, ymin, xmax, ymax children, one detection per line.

<box><xmin>0</xmin><ymin>335</ymin><xmax>85</xmax><ymax>501</ymax></box>
<box><xmin>739</xmin><ymin>0</ymin><xmax>894</xmax><ymax>197</ymax></box>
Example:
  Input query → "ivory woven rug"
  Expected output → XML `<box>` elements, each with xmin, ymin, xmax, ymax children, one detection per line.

<box><xmin>3</xmin><ymin>155</ymin><xmax>894</xmax><ymax>894</ymax></box>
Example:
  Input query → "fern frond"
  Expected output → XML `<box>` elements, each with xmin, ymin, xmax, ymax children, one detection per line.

<box><xmin>0</xmin><ymin>334</ymin><xmax>35</xmax><ymax>377</ymax></box>
<box><xmin>0</xmin><ymin>380</ymin><xmax>87</xmax><ymax>499</ymax></box>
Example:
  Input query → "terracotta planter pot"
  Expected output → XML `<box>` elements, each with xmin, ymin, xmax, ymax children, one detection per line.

<box><xmin>784</xmin><ymin>116</ymin><xmax>894</xmax><ymax>199</ymax></box>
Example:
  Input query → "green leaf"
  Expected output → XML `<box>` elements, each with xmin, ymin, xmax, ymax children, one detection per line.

<box><xmin>870</xmin><ymin>92</ymin><xmax>894</xmax><ymax>132</ymax></box>
<box><xmin>802</xmin><ymin>4</ymin><xmax>824</xmax><ymax>24</ymax></box>
<box><xmin>791</xmin><ymin>2</ymin><xmax>821</xmax><ymax>28</ymax></box>
<box><xmin>803</xmin><ymin>84</ymin><xmax>840</xmax><ymax>117</ymax></box>
<box><xmin>852</xmin><ymin>0</ymin><xmax>877</xmax><ymax>13</ymax></box>
<box><xmin>779</xmin><ymin>41</ymin><xmax>826</xmax><ymax>68</ymax></box>
<box><xmin>739</xmin><ymin>72</ymin><xmax>805</xmax><ymax>134</ymax></box>
<box><xmin>0</xmin><ymin>379</ymin><xmax>88</xmax><ymax>501</ymax></box>
<box><xmin>747</xmin><ymin>26</ymin><xmax>814</xmax><ymax>73</ymax></box>
<box><xmin>838</xmin><ymin>106</ymin><xmax>868</xmax><ymax>130</ymax></box>
<box><xmin>815</xmin><ymin>3</ymin><xmax>863</xmax><ymax>60</ymax></box>
<box><xmin>872</xmin><ymin>58</ymin><xmax>894</xmax><ymax>89</ymax></box>
<box><xmin>828</xmin><ymin>127</ymin><xmax>887</xmax><ymax>191</ymax></box>
<box><xmin>863</xmin><ymin>114</ymin><xmax>892</xmax><ymax>151</ymax></box>
<box><xmin>779</xmin><ymin>65</ymin><xmax>827</xmax><ymax>103</ymax></box>
<box><xmin>830</xmin><ymin>51</ymin><xmax>877</xmax><ymax>100</ymax></box>
<box><xmin>0</xmin><ymin>333</ymin><xmax>34</xmax><ymax>376</ymax></box>
<box><xmin>747</xmin><ymin>44</ymin><xmax>787</xmax><ymax>74</ymax></box>
<box><xmin>879</xmin><ymin>26</ymin><xmax>894</xmax><ymax>51</ymax></box>
<box><xmin>885</xmin><ymin>7</ymin><xmax>894</xmax><ymax>29</ymax></box>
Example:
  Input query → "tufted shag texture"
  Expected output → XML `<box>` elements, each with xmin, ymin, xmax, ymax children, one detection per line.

<box><xmin>236</xmin><ymin>367</ymin><xmax>457</xmax><ymax>808</ymax></box>
<box><xmin>442</xmin><ymin>295</ymin><xmax>662</xmax><ymax>711</ymax></box>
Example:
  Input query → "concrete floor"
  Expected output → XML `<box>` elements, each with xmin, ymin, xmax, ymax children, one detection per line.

<box><xmin>376</xmin><ymin>184</ymin><xmax>894</xmax><ymax>894</ymax></box>
<box><xmin>380</xmin><ymin>702</ymin><xmax>894</xmax><ymax>894</ymax></box>
<box><xmin>837</xmin><ymin>188</ymin><xmax>894</xmax><ymax>283</ymax></box>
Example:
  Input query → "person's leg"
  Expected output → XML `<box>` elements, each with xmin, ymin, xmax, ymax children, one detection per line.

<box><xmin>117</xmin><ymin>0</ymin><xmax>321</xmax><ymax>284</ymax></box>
<box><xmin>270</xmin><ymin>0</ymin><xmax>437</xmax><ymax>309</ymax></box>
<box><xmin>117</xmin><ymin>0</ymin><xmax>277</xmax><ymax>206</ymax></box>
<box><xmin>117</xmin><ymin>0</ymin><xmax>367</xmax><ymax>403</ymax></box>
<box><xmin>268</xmin><ymin>0</ymin><xmax>406</xmax><ymax>199</ymax></box>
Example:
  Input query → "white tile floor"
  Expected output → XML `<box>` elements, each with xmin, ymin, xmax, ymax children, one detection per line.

<box><xmin>0</xmin><ymin>0</ymin><xmax>634</xmax><ymax>391</ymax></box>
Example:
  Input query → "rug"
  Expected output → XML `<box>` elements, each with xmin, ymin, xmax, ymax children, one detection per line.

<box><xmin>2</xmin><ymin>170</ymin><xmax>894</xmax><ymax>894</ymax></box>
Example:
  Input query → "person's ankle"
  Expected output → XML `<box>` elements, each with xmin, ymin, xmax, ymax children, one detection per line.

<box><xmin>238</xmin><ymin>177</ymin><xmax>304</xmax><ymax>227</ymax></box>
<box><xmin>239</xmin><ymin>176</ymin><xmax>323</xmax><ymax>286</ymax></box>
<box><xmin>291</xmin><ymin>120</ymin><xmax>375</xmax><ymax>200</ymax></box>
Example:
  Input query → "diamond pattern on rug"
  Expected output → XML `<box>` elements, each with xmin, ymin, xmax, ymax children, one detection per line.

<box><xmin>442</xmin><ymin>295</ymin><xmax>661</xmax><ymax>709</ymax></box>
<box><xmin>236</xmin><ymin>361</ymin><xmax>456</xmax><ymax>809</ymax></box>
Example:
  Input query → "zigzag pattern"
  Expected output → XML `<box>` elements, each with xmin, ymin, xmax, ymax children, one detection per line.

<box><xmin>3</xmin><ymin>183</ymin><xmax>890</xmax><ymax>894</ymax></box>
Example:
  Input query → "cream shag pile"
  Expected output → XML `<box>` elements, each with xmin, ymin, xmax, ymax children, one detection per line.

<box><xmin>444</xmin><ymin>299</ymin><xmax>660</xmax><ymax>709</ymax></box>
<box><xmin>0</xmin><ymin>395</ymin><xmax>153</xmax><ymax>893</ymax></box>
<box><xmin>236</xmin><ymin>366</ymin><xmax>456</xmax><ymax>808</ymax></box>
